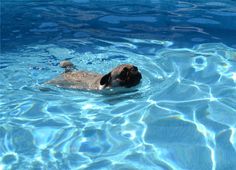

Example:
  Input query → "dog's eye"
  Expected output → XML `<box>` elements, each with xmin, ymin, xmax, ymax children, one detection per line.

<box><xmin>123</xmin><ymin>67</ymin><xmax>129</xmax><ymax>72</ymax></box>
<box><xmin>132</xmin><ymin>66</ymin><xmax>138</xmax><ymax>71</ymax></box>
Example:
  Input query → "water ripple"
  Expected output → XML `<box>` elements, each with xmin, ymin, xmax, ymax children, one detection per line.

<box><xmin>1</xmin><ymin>6</ymin><xmax>236</xmax><ymax>168</ymax></box>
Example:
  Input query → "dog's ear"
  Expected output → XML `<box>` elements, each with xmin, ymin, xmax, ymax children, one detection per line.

<box><xmin>100</xmin><ymin>72</ymin><xmax>111</xmax><ymax>86</ymax></box>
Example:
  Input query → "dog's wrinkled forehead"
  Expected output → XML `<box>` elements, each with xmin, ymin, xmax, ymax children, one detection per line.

<box><xmin>111</xmin><ymin>64</ymin><xmax>135</xmax><ymax>76</ymax></box>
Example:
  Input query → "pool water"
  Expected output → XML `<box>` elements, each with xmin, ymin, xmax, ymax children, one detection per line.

<box><xmin>1</xmin><ymin>0</ymin><xmax>236</xmax><ymax>169</ymax></box>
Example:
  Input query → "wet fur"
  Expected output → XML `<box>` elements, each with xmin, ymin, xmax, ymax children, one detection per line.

<box><xmin>47</xmin><ymin>61</ymin><xmax>142</xmax><ymax>90</ymax></box>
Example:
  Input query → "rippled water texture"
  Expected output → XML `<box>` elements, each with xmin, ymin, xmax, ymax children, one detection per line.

<box><xmin>1</xmin><ymin>0</ymin><xmax>236</xmax><ymax>170</ymax></box>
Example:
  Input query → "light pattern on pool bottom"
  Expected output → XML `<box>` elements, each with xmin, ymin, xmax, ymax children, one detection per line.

<box><xmin>0</xmin><ymin>39</ymin><xmax>236</xmax><ymax>170</ymax></box>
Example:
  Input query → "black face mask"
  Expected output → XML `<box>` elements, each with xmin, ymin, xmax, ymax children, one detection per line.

<box><xmin>119</xmin><ymin>70</ymin><xmax>142</xmax><ymax>88</ymax></box>
<box><xmin>119</xmin><ymin>68</ymin><xmax>128</xmax><ymax>80</ymax></box>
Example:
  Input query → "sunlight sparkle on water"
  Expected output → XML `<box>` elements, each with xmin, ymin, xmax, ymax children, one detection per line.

<box><xmin>0</xmin><ymin>164</ymin><xmax>4</xmax><ymax>170</ymax></box>
<box><xmin>232</xmin><ymin>72</ymin><xmax>236</xmax><ymax>81</ymax></box>
<box><xmin>82</xmin><ymin>103</ymin><xmax>102</xmax><ymax>110</ymax></box>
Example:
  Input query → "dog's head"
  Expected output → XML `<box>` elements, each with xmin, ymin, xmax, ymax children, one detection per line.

<box><xmin>100</xmin><ymin>64</ymin><xmax>142</xmax><ymax>88</ymax></box>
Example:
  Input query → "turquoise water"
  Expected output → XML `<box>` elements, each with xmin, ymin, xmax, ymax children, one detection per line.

<box><xmin>1</xmin><ymin>0</ymin><xmax>236</xmax><ymax>170</ymax></box>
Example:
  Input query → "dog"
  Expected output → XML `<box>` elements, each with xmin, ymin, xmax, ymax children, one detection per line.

<box><xmin>46</xmin><ymin>61</ymin><xmax>142</xmax><ymax>90</ymax></box>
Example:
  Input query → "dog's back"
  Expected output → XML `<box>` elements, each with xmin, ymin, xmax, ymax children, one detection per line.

<box><xmin>47</xmin><ymin>71</ymin><xmax>103</xmax><ymax>90</ymax></box>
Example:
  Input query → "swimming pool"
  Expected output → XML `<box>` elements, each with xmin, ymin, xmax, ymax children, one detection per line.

<box><xmin>1</xmin><ymin>0</ymin><xmax>236</xmax><ymax>169</ymax></box>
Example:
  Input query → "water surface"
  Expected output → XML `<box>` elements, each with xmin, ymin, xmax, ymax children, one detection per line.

<box><xmin>1</xmin><ymin>0</ymin><xmax>236</xmax><ymax>169</ymax></box>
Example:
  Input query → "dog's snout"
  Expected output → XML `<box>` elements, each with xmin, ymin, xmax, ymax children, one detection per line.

<box><xmin>137</xmin><ymin>72</ymin><xmax>142</xmax><ymax>80</ymax></box>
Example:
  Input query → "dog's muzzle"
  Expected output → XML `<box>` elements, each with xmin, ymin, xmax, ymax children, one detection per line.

<box><xmin>121</xmin><ymin>71</ymin><xmax>142</xmax><ymax>88</ymax></box>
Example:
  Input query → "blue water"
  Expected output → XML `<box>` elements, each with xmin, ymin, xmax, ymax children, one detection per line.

<box><xmin>1</xmin><ymin>0</ymin><xmax>236</xmax><ymax>169</ymax></box>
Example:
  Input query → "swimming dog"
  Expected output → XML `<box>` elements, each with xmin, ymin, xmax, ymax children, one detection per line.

<box><xmin>47</xmin><ymin>61</ymin><xmax>142</xmax><ymax>90</ymax></box>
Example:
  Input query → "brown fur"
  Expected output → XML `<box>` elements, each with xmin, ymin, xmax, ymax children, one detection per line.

<box><xmin>47</xmin><ymin>61</ymin><xmax>142</xmax><ymax>90</ymax></box>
